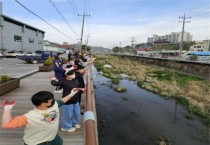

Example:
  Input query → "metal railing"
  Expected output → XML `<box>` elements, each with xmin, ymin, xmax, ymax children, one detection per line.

<box><xmin>84</xmin><ymin>64</ymin><xmax>98</xmax><ymax>145</ymax></box>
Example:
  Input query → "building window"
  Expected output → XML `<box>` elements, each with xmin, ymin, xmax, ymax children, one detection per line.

<box><xmin>197</xmin><ymin>45</ymin><xmax>201</xmax><ymax>48</ymax></box>
<box><xmin>14</xmin><ymin>35</ymin><xmax>21</xmax><ymax>42</ymax></box>
<box><xmin>29</xmin><ymin>38</ymin><xmax>34</xmax><ymax>44</ymax></box>
<box><xmin>194</xmin><ymin>46</ymin><xmax>196</xmax><ymax>48</ymax></box>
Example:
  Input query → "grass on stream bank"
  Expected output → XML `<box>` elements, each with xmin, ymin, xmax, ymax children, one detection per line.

<box><xmin>94</xmin><ymin>54</ymin><xmax>210</xmax><ymax>127</ymax></box>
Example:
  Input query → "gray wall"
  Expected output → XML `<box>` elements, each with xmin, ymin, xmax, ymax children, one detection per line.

<box><xmin>1</xmin><ymin>18</ymin><xmax>44</xmax><ymax>53</ymax></box>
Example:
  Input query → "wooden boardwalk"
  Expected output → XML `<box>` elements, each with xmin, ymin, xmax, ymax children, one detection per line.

<box><xmin>0</xmin><ymin>72</ymin><xmax>85</xmax><ymax>145</ymax></box>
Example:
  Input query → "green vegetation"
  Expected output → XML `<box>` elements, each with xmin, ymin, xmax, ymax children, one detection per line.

<box><xmin>185</xmin><ymin>113</ymin><xmax>194</xmax><ymax>120</ymax></box>
<box><xmin>189</xmin><ymin>55</ymin><xmax>198</xmax><ymax>61</ymax></box>
<box><xmin>137</xmin><ymin>81</ymin><xmax>145</xmax><ymax>87</ymax></box>
<box><xmin>44</xmin><ymin>56</ymin><xmax>54</xmax><ymax>66</ymax></box>
<box><xmin>0</xmin><ymin>74</ymin><xmax>11</xmax><ymax>83</ymax></box>
<box><xmin>204</xmin><ymin>117</ymin><xmax>210</xmax><ymax>127</ymax></box>
<box><xmin>115</xmin><ymin>86</ymin><xmax>127</xmax><ymax>93</ymax></box>
<box><xmin>150</xmin><ymin>70</ymin><xmax>172</xmax><ymax>82</ymax></box>
<box><xmin>94</xmin><ymin>55</ymin><xmax>210</xmax><ymax>125</ymax></box>
<box><xmin>189</xmin><ymin>105</ymin><xmax>205</xmax><ymax>118</ymax></box>
<box><xmin>111</xmin><ymin>78</ymin><xmax>120</xmax><ymax>84</ymax></box>
<box><xmin>156</xmin><ymin>136</ymin><xmax>172</xmax><ymax>145</ymax></box>
<box><xmin>94</xmin><ymin>60</ymin><xmax>105</xmax><ymax>72</ymax></box>
<box><xmin>175</xmin><ymin>97</ymin><xmax>189</xmax><ymax>107</ymax></box>
<box><xmin>174</xmin><ymin>72</ymin><xmax>203</xmax><ymax>87</ymax></box>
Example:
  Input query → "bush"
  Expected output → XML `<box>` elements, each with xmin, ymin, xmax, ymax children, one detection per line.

<box><xmin>175</xmin><ymin>97</ymin><xmax>189</xmax><ymax>107</ymax></box>
<box><xmin>62</xmin><ymin>57</ymin><xmax>68</xmax><ymax>64</ymax></box>
<box><xmin>189</xmin><ymin>55</ymin><xmax>197</xmax><ymax>61</ymax></box>
<box><xmin>44</xmin><ymin>56</ymin><xmax>53</xmax><ymax>66</ymax></box>
<box><xmin>111</xmin><ymin>78</ymin><xmax>120</xmax><ymax>84</ymax></box>
<box><xmin>0</xmin><ymin>74</ymin><xmax>11</xmax><ymax>83</ymax></box>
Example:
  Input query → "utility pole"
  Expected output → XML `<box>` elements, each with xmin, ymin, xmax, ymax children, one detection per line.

<box><xmin>78</xmin><ymin>11</ymin><xmax>90</xmax><ymax>53</ymax></box>
<box><xmin>85</xmin><ymin>35</ymin><xmax>90</xmax><ymax>51</ymax></box>
<box><xmin>131</xmin><ymin>36</ymin><xmax>136</xmax><ymax>49</ymax></box>
<box><xmin>179</xmin><ymin>13</ymin><xmax>191</xmax><ymax>58</ymax></box>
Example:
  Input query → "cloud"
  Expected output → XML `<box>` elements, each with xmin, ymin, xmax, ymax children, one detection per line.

<box><xmin>14</xmin><ymin>15</ymin><xmax>209</xmax><ymax>48</ymax></box>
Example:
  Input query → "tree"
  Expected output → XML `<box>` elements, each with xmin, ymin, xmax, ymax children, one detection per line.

<box><xmin>81</xmin><ymin>45</ymin><xmax>86</xmax><ymax>51</ymax></box>
<box><xmin>183</xmin><ymin>41</ymin><xmax>196</xmax><ymax>50</ymax></box>
<box><xmin>112</xmin><ymin>47</ymin><xmax>119</xmax><ymax>54</ymax></box>
<box><xmin>130</xmin><ymin>49</ymin><xmax>137</xmax><ymax>55</ymax></box>
<box><xmin>124</xmin><ymin>45</ymin><xmax>132</xmax><ymax>51</ymax></box>
<box><xmin>86</xmin><ymin>46</ymin><xmax>91</xmax><ymax>51</ymax></box>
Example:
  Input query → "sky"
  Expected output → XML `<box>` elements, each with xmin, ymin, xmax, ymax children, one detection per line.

<box><xmin>0</xmin><ymin>0</ymin><xmax>209</xmax><ymax>48</ymax></box>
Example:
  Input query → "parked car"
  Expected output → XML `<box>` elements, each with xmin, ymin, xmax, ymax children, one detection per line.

<box><xmin>16</xmin><ymin>51</ymin><xmax>25</xmax><ymax>59</ymax></box>
<box><xmin>5</xmin><ymin>51</ymin><xmax>25</xmax><ymax>58</ymax></box>
<box><xmin>5</xmin><ymin>51</ymin><xmax>17</xmax><ymax>58</ymax></box>
<box><xmin>25</xmin><ymin>52</ymin><xmax>36</xmax><ymax>56</ymax></box>
<box><xmin>21</xmin><ymin>51</ymin><xmax>58</xmax><ymax>64</ymax></box>
<box><xmin>0</xmin><ymin>53</ymin><xmax>3</xmax><ymax>59</ymax></box>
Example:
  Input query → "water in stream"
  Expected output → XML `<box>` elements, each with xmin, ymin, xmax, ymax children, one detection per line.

<box><xmin>93</xmin><ymin>66</ymin><xmax>209</xmax><ymax>145</ymax></box>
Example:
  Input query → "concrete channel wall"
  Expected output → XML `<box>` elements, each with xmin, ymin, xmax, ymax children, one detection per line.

<box><xmin>117</xmin><ymin>55</ymin><xmax>210</xmax><ymax>81</ymax></box>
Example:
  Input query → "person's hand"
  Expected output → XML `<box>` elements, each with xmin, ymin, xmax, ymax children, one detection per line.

<box><xmin>92</xmin><ymin>57</ymin><xmax>96</xmax><ymax>61</ymax></box>
<box><xmin>69</xmin><ymin>88</ymin><xmax>79</xmax><ymax>96</ymax></box>
<box><xmin>3</xmin><ymin>100</ymin><xmax>16</xmax><ymax>109</ymax></box>
<box><xmin>83</xmin><ymin>88</ymin><xmax>87</xmax><ymax>93</ymax></box>
<box><xmin>80</xmin><ymin>88</ymin><xmax>87</xmax><ymax>93</ymax></box>
<box><xmin>50</xmin><ymin>77</ymin><xmax>57</xmax><ymax>80</ymax></box>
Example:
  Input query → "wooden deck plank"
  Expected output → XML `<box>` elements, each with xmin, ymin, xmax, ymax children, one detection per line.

<box><xmin>0</xmin><ymin>72</ymin><xmax>85</xmax><ymax>145</ymax></box>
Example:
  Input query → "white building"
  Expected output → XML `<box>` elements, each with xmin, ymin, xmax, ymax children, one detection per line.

<box><xmin>189</xmin><ymin>40</ymin><xmax>210</xmax><ymax>52</ymax></box>
<box><xmin>43</xmin><ymin>40</ymin><xmax>60</xmax><ymax>52</ymax></box>
<box><xmin>147</xmin><ymin>31</ymin><xmax>193</xmax><ymax>44</ymax></box>
<box><xmin>0</xmin><ymin>2</ymin><xmax>45</xmax><ymax>54</ymax></box>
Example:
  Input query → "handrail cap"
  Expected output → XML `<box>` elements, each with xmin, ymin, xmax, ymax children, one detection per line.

<box><xmin>84</xmin><ymin>111</ymin><xmax>95</xmax><ymax>123</ymax></box>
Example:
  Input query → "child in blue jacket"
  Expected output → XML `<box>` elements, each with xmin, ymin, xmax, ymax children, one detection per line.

<box><xmin>53</xmin><ymin>59</ymin><xmax>64</xmax><ymax>93</ymax></box>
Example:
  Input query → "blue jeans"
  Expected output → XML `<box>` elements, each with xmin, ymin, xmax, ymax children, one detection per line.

<box><xmin>61</xmin><ymin>103</ymin><xmax>81</xmax><ymax>129</ymax></box>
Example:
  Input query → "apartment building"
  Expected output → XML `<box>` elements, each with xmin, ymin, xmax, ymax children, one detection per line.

<box><xmin>147</xmin><ymin>31</ymin><xmax>193</xmax><ymax>44</ymax></box>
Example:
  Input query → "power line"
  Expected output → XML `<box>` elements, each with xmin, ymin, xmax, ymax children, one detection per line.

<box><xmin>67</xmin><ymin>0</ymin><xmax>81</xmax><ymax>26</ymax></box>
<box><xmin>14</xmin><ymin>0</ymin><xmax>76</xmax><ymax>41</ymax></box>
<box><xmin>78</xmin><ymin>11</ymin><xmax>90</xmax><ymax>53</ymax></box>
<box><xmin>109</xmin><ymin>5</ymin><xmax>209</xmax><ymax>48</ymax></box>
<box><xmin>85</xmin><ymin>0</ymin><xmax>91</xmax><ymax>39</ymax></box>
<box><xmin>72</xmin><ymin>0</ymin><xmax>80</xmax><ymax>15</ymax></box>
<box><xmin>49</xmin><ymin>0</ymin><xmax>80</xmax><ymax>38</ymax></box>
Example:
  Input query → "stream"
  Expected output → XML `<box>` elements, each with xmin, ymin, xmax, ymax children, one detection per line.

<box><xmin>93</xmin><ymin>66</ymin><xmax>209</xmax><ymax>145</ymax></box>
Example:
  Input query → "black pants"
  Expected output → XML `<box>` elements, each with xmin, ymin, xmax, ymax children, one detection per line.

<box><xmin>55</xmin><ymin>78</ymin><xmax>62</xmax><ymax>91</ymax></box>
<box><xmin>24</xmin><ymin>134</ymin><xmax>63</xmax><ymax>145</ymax></box>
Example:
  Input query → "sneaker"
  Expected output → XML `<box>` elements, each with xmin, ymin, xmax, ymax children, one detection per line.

<box><xmin>61</xmin><ymin>127</ymin><xmax>76</xmax><ymax>132</ymax></box>
<box><xmin>73</xmin><ymin>124</ymin><xmax>81</xmax><ymax>129</ymax></box>
<box><xmin>54</xmin><ymin>90</ymin><xmax>63</xmax><ymax>93</ymax></box>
